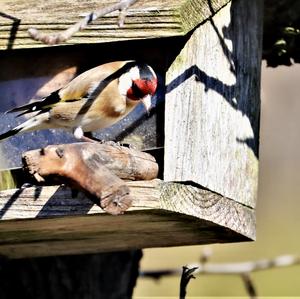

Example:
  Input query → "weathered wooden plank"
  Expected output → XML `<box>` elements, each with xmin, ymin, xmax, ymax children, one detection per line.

<box><xmin>0</xmin><ymin>212</ymin><xmax>248</xmax><ymax>259</ymax></box>
<box><xmin>0</xmin><ymin>180</ymin><xmax>161</xmax><ymax>220</ymax></box>
<box><xmin>0</xmin><ymin>0</ymin><xmax>230</xmax><ymax>49</ymax></box>
<box><xmin>160</xmin><ymin>182</ymin><xmax>255</xmax><ymax>239</ymax></box>
<box><xmin>0</xmin><ymin>0</ymin><xmax>261</xmax><ymax>258</ymax></box>
<box><xmin>0</xmin><ymin>179</ymin><xmax>254</xmax><ymax>258</ymax></box>
<box><xmin>164</xmin><ymin>0</ymin><xmax>262</xmax><ymax>208</ymax></box>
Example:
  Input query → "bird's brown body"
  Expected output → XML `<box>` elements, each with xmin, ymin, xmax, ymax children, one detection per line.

<box><xmin>50</xmin><ymin>62</ymin><xmax>137</xmax><ymax>131</ymax></box>
<box><xmin>0</xmin><ymin>61</ymin><xmax>157</xmax><ymax>141</ymax></box>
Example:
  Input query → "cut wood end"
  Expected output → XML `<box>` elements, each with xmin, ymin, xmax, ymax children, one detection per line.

<box><xmin>100</xmin><ymin>184</ymin><xmax>132</xmax><ymax>215</ymax></box>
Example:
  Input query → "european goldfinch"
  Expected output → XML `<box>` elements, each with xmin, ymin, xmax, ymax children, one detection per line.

<box><xmin>0</xmin><ymin>61</ymin><xmax>157</xmax><ymax>141</ymax></box>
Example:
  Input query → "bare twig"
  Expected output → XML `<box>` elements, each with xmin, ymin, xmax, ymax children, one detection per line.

<box><xmin>140</xmin><ymin>254</ymin><xmax>300</xmax><ymax>278</ymax></box>
<box><xmin>179</xmin><ymin>266</ymin><xmax>198</xmax><ymax>299</ymax></box>
<box><xmin>241</xmin><ymin>273</ymin><xmax>257</xmax><ymax>299</ymax></box>
<box><xmin>28</xmin><ymin>0</ymin><xmax>138</xmax><ymax>45</ymax></box>
<box><xmin>141</xmin><ymin>254</ymin><xmax>299</xmax><ymax>299</ymax></box>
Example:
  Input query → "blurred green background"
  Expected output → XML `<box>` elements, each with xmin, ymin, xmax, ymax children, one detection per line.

<box><xmin>134</xmin><ymin>63</ymin><xmax>300</xmax><ymax>298</ymax></box>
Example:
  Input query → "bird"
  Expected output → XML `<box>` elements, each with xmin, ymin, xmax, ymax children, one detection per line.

<box><xmin>0</xmin><ymin>60</ymin><xmax>157</xmax><ymax>142</ymax></box>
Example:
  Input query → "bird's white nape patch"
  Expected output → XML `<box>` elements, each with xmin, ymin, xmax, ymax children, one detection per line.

<box><xmin>129</xmin><ymin>65</ymin><xmax>140</xmax><ymax>81</ymax></box>
<box><xmin>73</xmin><ymin>126</ymin><xmax>84</xmax><ymax>139</ymax></box>
<box><xmin>118</xmin><ymin>66</ymin><xmax>140</xmax><ymax>97</ymax></box>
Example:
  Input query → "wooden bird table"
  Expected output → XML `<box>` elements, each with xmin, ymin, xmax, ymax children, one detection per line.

<box><xmin>0</xmin><ymin>0</ymin><xmax>262</xmax><ymax>259</ymax></box>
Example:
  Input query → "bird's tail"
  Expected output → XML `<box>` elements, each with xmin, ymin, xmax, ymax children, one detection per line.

<box><xmin>0</xmin><ymin>127</ymin><xmax>23</xmax><ymax>141</ymax></box>
<box><xmin>0</xmin><ymin>115</ymin><xmax>49</xmax><ymax>142</ymax></box>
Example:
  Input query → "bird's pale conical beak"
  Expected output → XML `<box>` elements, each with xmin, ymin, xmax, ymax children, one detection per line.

<box><xmin>142</xmin><ymin>94</ymin><xmax>152</xmax><ymax>114</ymax></box>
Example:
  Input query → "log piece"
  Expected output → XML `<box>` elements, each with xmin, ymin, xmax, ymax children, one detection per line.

<box><xmin>22</xmin><ymin>142</ymin><xmax>159</xmax><ymax>215</ymax></box>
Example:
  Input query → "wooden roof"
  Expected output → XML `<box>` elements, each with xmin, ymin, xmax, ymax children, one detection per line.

<box><xmin>0</xmin><ymin>0</ymin><xmax>230</xmax><ymax>49</ymax></box>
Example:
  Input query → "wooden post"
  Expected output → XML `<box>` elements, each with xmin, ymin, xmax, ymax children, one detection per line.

<box><xmin>164</xmin><ymin>0</ymin><xmax>262</xmax><ymax>227</ymax></box>
<box><xmin>0</xmin><ymin>250</ymin><xmax>142</xmax><ymax>299</ymax></box>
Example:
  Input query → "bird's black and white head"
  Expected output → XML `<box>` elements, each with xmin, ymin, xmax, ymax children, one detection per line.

<box><xmin>119</xmin><ymin>62</ymin><xmax>157</xmax><ymax>112</ymax></box>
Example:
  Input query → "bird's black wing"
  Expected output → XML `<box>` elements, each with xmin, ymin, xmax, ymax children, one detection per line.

<box><xmin>6</xmin><ymin>90</ymin><xmax>62</xmax><ymax>117</ymax></box>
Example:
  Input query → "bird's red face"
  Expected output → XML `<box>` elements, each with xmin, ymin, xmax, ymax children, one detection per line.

<box><xmin>126</xmin><ymin>78</ymin><xmax>158</xmax><ymax>102</ymax></box>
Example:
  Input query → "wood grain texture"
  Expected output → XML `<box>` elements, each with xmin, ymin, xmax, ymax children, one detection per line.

<box><xmin>0</xmin><ymin>180</ymin><xmax>161</xmax><ymax>220</ymax></box>
<box><xmin>164</xmin><ymin>0</ymin><xmax>262</xmax><ymax>208</ymax></box>
<box><xmin>0</xmin><ymin>0</ymin><xmax>261</xmax><ymax>257</ymax></box>
<box><xmin>0</xmin><ymin>179</ymin><xmax>254</xmax><ymax>258</ymax></box>
<box><xmin>0</xmin><ymin>0</ymin><xmax>230</xmax><ymax>49</ymax></box>
<box><xmin>160</xmin><ymin>182</ymin><xmax>255</xmax><ymax>239</ymax></box>
<box><xmin>0</xmin><ymin>212</ymin><xmax>248</xmax><ymax>259</ymax></box>
<box><xmin>21</xmin><ymin>143</ymin><xmax>159</xmax><ymax>214</ymax></box>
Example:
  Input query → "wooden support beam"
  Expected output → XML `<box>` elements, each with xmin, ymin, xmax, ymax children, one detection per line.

<box><xmin>164</xmin><ymin>0</ymin><xmax>262</xmax><ymax>209</ymax></box>
<box><xmin>0</xmin><ymin>0</ymin><xmax>230</xmax><ymax>50</ymax></box>
<box><xmin>0</xmin><ymin>179</ymin><xmax>254</xmax><ymax>259</ymax></box>
<box><xmin>0</xmin><ymin>141</ymin><xmax>254</xmax><ymax>258</ymax></box>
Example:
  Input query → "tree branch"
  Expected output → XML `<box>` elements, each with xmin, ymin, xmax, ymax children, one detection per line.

<box><xmin>140</xmin><ymin>254</ymin><xmax>300</xmax><ymax>278</ymax></box>
<box><xmin>141</xmin><ymin>254</ymin><xmax>299</xmax><ymax>298</ymax></box>
<box><xmin>241</xmin><ymin>273</ymin><xmax>257</xmax><ymax>299</ymax></box>
<box><xmin>179</xmin><ymin>266</ymin><xmax>198</xmax><ymax>299</ymax></box>
<box><xmin>28</xmin><ymin>0</ymin><xmax>138</xmax><ymax>45</ymax></box>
